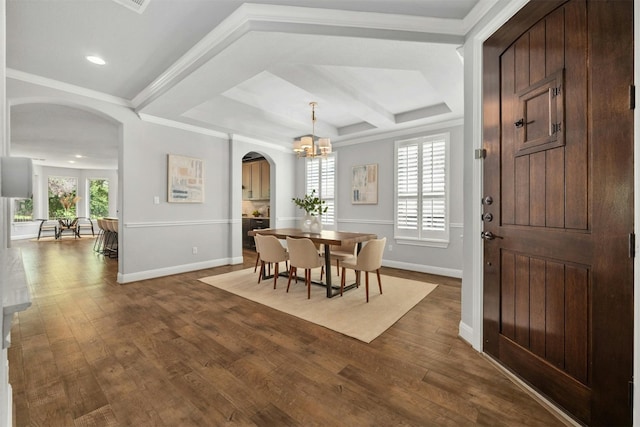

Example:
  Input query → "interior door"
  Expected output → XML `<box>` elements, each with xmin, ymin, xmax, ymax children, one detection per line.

<box><xmin>482</xmin><ymin>1</ymin><xmax>634</xmax><ymax>425</ymax></box>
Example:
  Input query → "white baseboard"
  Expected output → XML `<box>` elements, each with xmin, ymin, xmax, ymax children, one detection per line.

<box><xmin>382</xmin><ymin>259</ymin><xmax>463</xmax><ymax>278</ymax></box>
<box><xmin>458</xmin><ymin>321</ymin><xmax>474</xmax><ymax>345</ymax></box>
<box><xmin>10</xmin><ymin>234</ymin><xmax>37</xmax><ymax>241</ymax></box>
<box><xmin>117</xmin><ymin>256</ymin><xmax>244</xmax><ymax>284</ymax></box>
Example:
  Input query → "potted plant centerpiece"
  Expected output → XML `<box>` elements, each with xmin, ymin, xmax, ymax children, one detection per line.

<box><xmin>292</xmin><ymin>189</ymin><xmax>327</xmax><ymax>233</ymax></box>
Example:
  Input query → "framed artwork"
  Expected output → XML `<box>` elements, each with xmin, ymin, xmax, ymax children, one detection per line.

<box><xmin>352</xmin><ymin>163</ymin><xmax>378</xmax><ymax>204</ymax></box>
<box><xmin>167</xmin><ymin>154</ymin><xmax>204</xmax><ymax>203</ymax></box>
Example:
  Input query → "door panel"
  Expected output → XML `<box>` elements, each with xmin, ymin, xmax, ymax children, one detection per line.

<box><xmin>483</xmin><ymin>1</ymin><xmax>633</xmax><ymax>425</ymax></box>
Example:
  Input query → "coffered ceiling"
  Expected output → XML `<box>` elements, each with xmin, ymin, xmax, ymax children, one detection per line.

<box><xmin>6</xmin><ymin>0</ymin><xmax>494</xmax><ymax>169</ymax></box>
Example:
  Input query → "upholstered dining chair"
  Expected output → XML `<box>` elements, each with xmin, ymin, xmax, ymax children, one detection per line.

<box><xmin>340</xmin><ymin>237</ymin><xmax>386</xmax><ymax>302</ymax></box>
<box><xmin>286</xmin><ymin>237</ymin><xmax>325</xmax><ymax>299</ymax></box>
<box><xmin>328</xmin><ymin>242</ymin><xmax>357</xmax><ymax>276</ymax></box>
<box><xmin>254</xmin><ymin>234</ymin><xmax>289</xmax><ymax>289</ymax></box>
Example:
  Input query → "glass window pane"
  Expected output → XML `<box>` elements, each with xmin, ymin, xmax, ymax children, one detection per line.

<box><xmin>48</xmin><ymin>176</ymin><xmax>78</xmax><ymax>218</ymax></box>
<box><xmin>89</xmin><ymin>179</ymin><xmax>109</xmax><ymax>218</ymax></box>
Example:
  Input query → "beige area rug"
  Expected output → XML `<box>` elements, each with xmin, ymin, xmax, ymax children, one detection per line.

<box><xmin>198</xmin><ymin>268</ymin><xmax>437</xmax><ymax>343</ymax></box>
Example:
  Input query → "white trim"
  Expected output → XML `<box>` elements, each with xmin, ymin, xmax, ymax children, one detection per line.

<box><xmin>137</xmin><ymin>113</ymin><xmax>229</xmax><ymax>139</ymax></box>
<box><xmin>132</xmin><ymin>4</ymin><xmax>468</xmax><ymax>111</ymax></box>
<box><xmin>117</xmin><ymin>257</ymin><xmax>244</xmax><ymax>284</ymax></box>
<box><xmin>243</xmin><ymin>3</ymin><xmax>468</xmax><ymax>35</ymax></box>
<box><xmin>462</xmin><ymin>0</ymin><xmax>500</xmax><ymax>33</ymax></box>
<box><xmin>458</xmin><ymin>321</ymin><xmax>474</xmax><ymax>343</ymax></box>
<box><xmin>124</xmin><ymin>219</ymin><xmax>230</xmax><ymax>228</ymax></box>
<box><xmin>10</xmin><ymin>234</ymin><xmax>37</xmax><ymax>241</ymax></box>
<box><xmin>382</xmin><ymin>259</ymin><xmax>462</xmax><ymax>279</ymax></box>
<box><xmin>483</xmin><ymin>355</ymin><xmax>581</xmax><ymax>427</ymax></box>
<box><xmin>464</xmin><ymin>0</ymin><xmax>530</xmax><ymax>352</ymax></box>
<box><xmin>450</xmin><ymin>222</ymin><xmax>463</xmax><ymax>228</ymax></box>
<box><xmin>231</xmin><ymin>133</ymin><xmax>292</xmax><ymax>153</ymax></box>
<box><xmin>6</xmin><ymin>68</ymin><xmax>132</xmax><ymax>107</ymax></box>
<box><xmin>396</xmin><ymin>238</ymin><xmax>449</xmax><ymax>249</ymax></box>
<box><xmin>337</xmin><ymin>218</ymin><xmax>394</xmax><ymax>226</ymax></box>
<box><xmin>334</xmin><ymin>118</ymin><xmax>464</xmax><ymax>148</ymax></box>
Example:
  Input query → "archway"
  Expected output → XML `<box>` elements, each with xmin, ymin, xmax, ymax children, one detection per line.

<box><xmin>240</xmin><ymin>150</ymin><xmax>273</xmax><ymax>252</ymax></box>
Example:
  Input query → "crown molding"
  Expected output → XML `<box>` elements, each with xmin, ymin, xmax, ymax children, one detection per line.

<box><xmin>132</xmin><ymin>3</ymin><xmax>470</xmax><ymax>112</ymax></box>
<box><xmin>137</xmin><ymin>113</ymin><xmax>229</xmax><ymax>139</ymax></box>
<box><xmin>139</xmin><ymin>113</ymin><xmax>290</xmax><ymax>153</ymax></box>
<box><xmin>231</xmin><ymin>133</ymin><xmax>291</xmax><ymax>153</ymax></box>
<box><xmin>6</xmin><ymin>68</ymin><xmax>132</xmax><ymax>107</ymax></box>
<box><xmin>462</xmin><ymin>0</ymin><xmax>501</xmax><ymax>33</ymax></box>
<box><xmin>333</xmin><ymin>117</ymin><xmax>464</xmax><ymax>148</ymax></box>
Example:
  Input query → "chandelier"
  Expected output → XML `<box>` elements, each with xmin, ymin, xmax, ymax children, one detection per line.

<box><xmin>293</xmin><ymin>102</ymin><xmax>332</xmax><ymax>158</ymax></box>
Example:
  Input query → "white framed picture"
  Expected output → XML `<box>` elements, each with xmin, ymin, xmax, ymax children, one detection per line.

<box><xmin>352</xmin><ymin>163</ymin><xmax>378</xmax><ymax>204</ymax></box>
<box><xmin>167</xmin><ymin>154</ymin><xmax>204</xmax><ymax>203</ymax></box>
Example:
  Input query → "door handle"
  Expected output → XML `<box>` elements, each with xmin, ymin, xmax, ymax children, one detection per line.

<box><xmin>481</xmin><ymin>231</ymin><xmax>502</xmax><ymax>240</ymax></box>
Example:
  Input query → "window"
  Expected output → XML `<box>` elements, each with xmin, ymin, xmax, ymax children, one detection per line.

<box><xmin>395</xmin><ymin>133</ymin><xmax>449</xmax><ymax>246</ymax></box>
<box><xmin>13</xmin><ymin>197</ymin><xmax>33</xmax><ymax>222</ymax></box>
<box><xmin>48</xmin><ymin>176</ymin><xmax>78</xmax><ymax>218</ymax></box>
<box><xmin>306</xmin><ymin>155</ymin><xmax>336</xmax><ymax>226</ymax></box>
<box><xmin>88</xmin><ymin>179</ymin><xmax>109</xmax><ymax>218</ymax></box>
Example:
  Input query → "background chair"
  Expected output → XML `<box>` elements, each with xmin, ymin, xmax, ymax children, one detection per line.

<box><xmin>340</xmin><ymin>237</ymin><xmax>386</xmax><ymax>302</ymax></box>
<box><xmin>329</xmin><ymin>242</ymin><xmax>357</xmax><ymax>276</ymax></box>
<box><xmin>77</xmin><ymin>217</ymin><xmax>95</xmax><ymax>236</ymax></box>
<box><xmin>253</xmin><ymin>234</ymin><xmax>262</xmax><ymax>273</ymax></box>
<box><xmin>36</xmin><ymin>219</ymin><xmax>58</xmax><ymax>240</ymax></box>
<box><xmin>57</xmin><ymin>217</ymin><xmax>80</xmax><ymax>238</ymax></box>
<box><xmin>286</xmin><ymin>237</ymin><xmax>325</xmax><ymax>299</ymax></box>
<box><xmin>254</xmin><ymin>234</ymin><xmax>289</xmax><ymax>289</ymax></box>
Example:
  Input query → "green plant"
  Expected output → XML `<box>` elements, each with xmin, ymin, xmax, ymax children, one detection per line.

<box><xmin>292</xmin><ymin>189</ymin><xmax>327</xmax><ymax>216</ymax></box>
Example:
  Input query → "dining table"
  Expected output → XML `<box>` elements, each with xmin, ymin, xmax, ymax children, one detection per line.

<box><xmin>248</xmin><ymin>228</ymin><xmax>377</xmax><ymax>298</ymax></box>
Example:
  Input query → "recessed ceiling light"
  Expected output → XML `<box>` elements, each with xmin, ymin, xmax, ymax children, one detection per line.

<box><xmin>86</xmin><ymin>55</ymin><xmax>106</xmax><ymax>65</ymax></box>
<box><xmin>75</xmin><ymin>154</ymin><xmax>83</xmax><ymax>158</ymax></box>
<box><xmin>68</xmin><ymin>160</ymin><xmax>76</xmax><ymax>164</ymax></box>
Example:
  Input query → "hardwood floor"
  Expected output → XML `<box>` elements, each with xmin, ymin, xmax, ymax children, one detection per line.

<box><xmin>8</xmin><ymin>238</ymin><xmax>566</xmax><ymax>426</ymax></box>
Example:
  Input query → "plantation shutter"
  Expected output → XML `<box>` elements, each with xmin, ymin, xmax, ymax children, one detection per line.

<box><xmin>395</xmin><ymin>133</ymin><xmax>449</xmax><ymax>244</ymax></box>
<box><xmin>396</xmin><ymin>143</ymin><xmax>419</xmax><ymax>236</ymax></box>
<box><xmin>305</xmin><ymin>155</ymin><xmax>336</xmax><ymax>227</ymax></box>
<box><xmin>422</xmin><ymin>139</ymin><xmax>446</xmax><ymax>231</ymax></box>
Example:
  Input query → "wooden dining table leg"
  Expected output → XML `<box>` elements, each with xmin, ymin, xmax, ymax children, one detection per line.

<box><xmin>324</xmin><ymin>244</ymin><xmax>333</xmax><ymax>298</ymax></box>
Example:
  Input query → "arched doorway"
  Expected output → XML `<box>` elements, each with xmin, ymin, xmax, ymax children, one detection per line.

<box><xmin>241</xmin><ymin>151</ymin><xmax>272</xmax><ymax>251</ymax></box>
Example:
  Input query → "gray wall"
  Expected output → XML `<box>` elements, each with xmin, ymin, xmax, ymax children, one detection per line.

<box><xmin>330</xmin><ymin>122</ymin><xmax>464</xmax><ymax>277</ymax></box>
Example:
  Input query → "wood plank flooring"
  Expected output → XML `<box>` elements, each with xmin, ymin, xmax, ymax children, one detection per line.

<box><xmin>8</xmin><ymin>238</ymin><xmax>566</xmax><ymax>426</ymax></box>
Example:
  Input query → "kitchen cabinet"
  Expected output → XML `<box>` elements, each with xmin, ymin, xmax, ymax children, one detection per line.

<box><xmin>242</xmin><ymin>217</ymin><xmax>270</xmax><ymax>249</ymax></box>
<box><xmin>242</xmin><ymin>159</ymin><xmax>270</xmax><ymax>200</ymax></box>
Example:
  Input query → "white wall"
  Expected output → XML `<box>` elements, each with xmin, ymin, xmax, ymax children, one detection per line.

<box><xmin>0</xmin><ymin>1</ymin><xmax>11</xmax><ymax>425</ymax></box>
<box><xmin>330</xmin><ymin>122</ymin><xmax>464</xmax><ymax>278</ymax></box>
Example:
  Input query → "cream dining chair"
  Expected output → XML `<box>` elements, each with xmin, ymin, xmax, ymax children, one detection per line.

<box><xmin>254</xmin><ymin>234</ymin><xmax>289</xmax><ymax>289</ymax></box>
<box><xmin>286</xmin><ymin>237</ymin><xmax>325</xmax><ymax>299</ymax></box>
<box><xmin>328</xmin><ymin>241</ymin><xmax>357</xmax><ymax>276</ymax></box>
<box><xmin>340</xmin><ymin>237</ymin><xmax>386</xmax><ymax>302</ymax></box>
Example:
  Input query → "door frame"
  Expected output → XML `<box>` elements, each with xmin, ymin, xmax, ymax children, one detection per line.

<box><xmin>462</xmin><ymin>0</ymin><xmax>639</xmax><ymax>424</ymax></box>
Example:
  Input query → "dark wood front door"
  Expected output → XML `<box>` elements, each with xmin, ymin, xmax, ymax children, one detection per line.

<box><xmin>482</xmin><ymin>1</ymin><xmax>634</xmax><ymax>425</ymax></box>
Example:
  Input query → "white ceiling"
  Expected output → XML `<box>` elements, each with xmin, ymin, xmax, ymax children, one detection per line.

<box><xmin>6</xmin><ymin>0</ymin><xmax>492</xmax><ymax>169</ymax></box>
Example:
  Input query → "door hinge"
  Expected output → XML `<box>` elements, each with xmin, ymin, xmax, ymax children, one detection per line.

<box><xmin>551</xmin><ymin>85</ymin><xmax>562</xmax><ymax>97</ymax></box>
<box><xmin>629</xmin><ymin>233</ymin><xmax>636</xmax><ymax>258</ymax></box>
<box><xmin>629</xmin><ymin>380</ymin><xmax>634</xmax><ymax>409</ymax></box>
<box><xmin>551</xmin><ymin>123</ymin><xmax>562</xmax><ymax>134</ymax></box>
<box><xmin>630</xmin><ymin>85</ymin><xmax>636</xmax><ymax>110</ymax></box>
<box><xmin>474</xmin><ymin>148</ymin><xmax>486</xmax><ymax>159</ymax></box>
